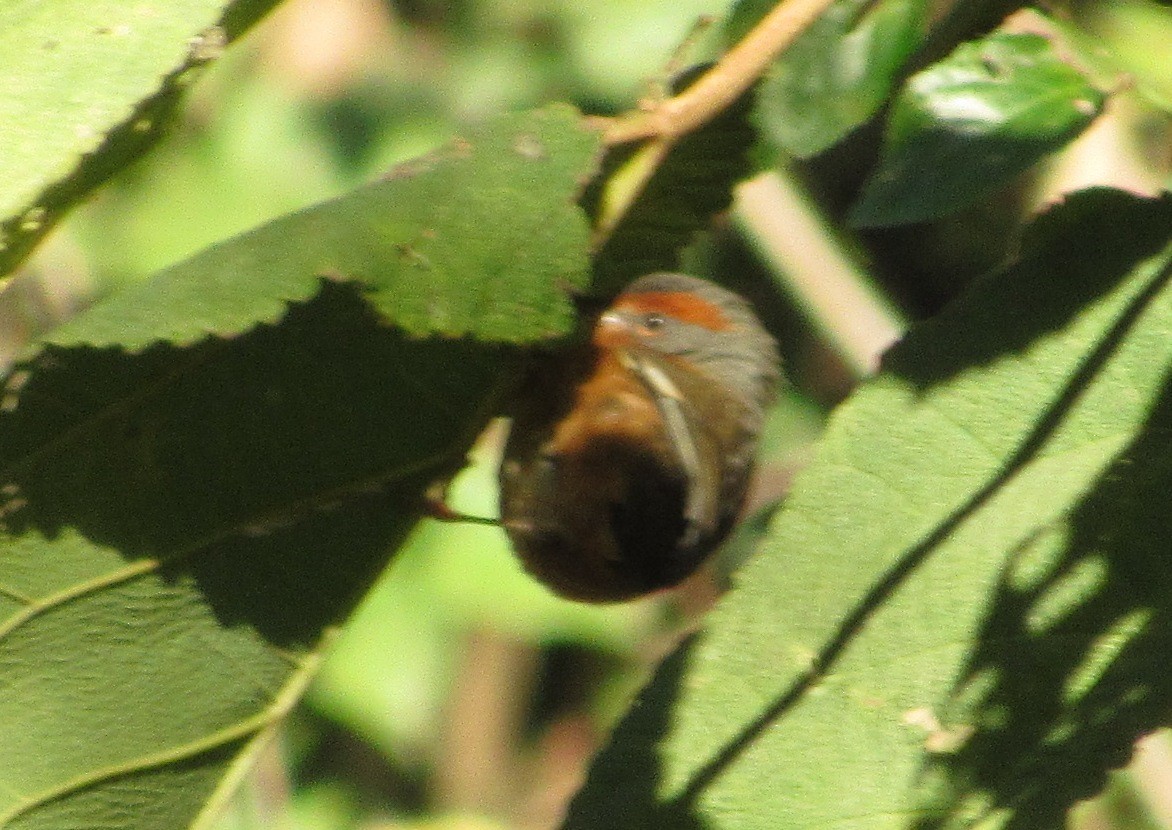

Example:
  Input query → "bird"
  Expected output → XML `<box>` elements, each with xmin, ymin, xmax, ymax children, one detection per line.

<box><xmin>499</xmin><ymin>272</ymin><xmax>781</xmax><ymax>602</ymax></box>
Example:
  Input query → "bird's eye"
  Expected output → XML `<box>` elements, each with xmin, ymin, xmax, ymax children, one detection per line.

<box><xmin>643</xmin><ymin>313</ymin><xmax>667</xmax><ymax>331</ymax></box>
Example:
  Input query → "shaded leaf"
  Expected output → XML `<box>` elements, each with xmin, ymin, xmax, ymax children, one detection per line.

<box><xmin>41</xmin><ymin>106</ymin><xmax>600</xmax><ymax>350</ymax></box>
<box><xmin>0</xmin><ymin>105</ymin><xmax>599</xmax><ymax>830</ymax></box>
<box><xmin>722</xmin><ymin>0</ymin><xmax>776</xmax><ymax>45</ymax></box>
<box><xmin>583</xmin><ymin>67</ymin><xmax>756</xmax><ymax>297</ymax></box>
<box><xmin>0</xmin><ymin>284</ymin><xmax>509</xmax><ymax>830</ymax></box>
<box><xmin>564</xmin><ymin>189</ymin><xmax>1172</xmax><ymax>829</ymax></box>
<box><xmin>850</xmin><ymin>32</ymin><xmax>1106</xmax><ymax>227</ymax></box>
<box><xmin>0</xmin><ymin>0</ymin><xmax>281</xmax><ymax>278</ymax></box>
<box><xmin>752</xmin><ymin>0</ymin><xmax>929</xmax><ymax>159</ymax></box>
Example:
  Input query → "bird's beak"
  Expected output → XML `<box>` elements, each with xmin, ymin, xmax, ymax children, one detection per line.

<box><xmin>593</xmin><ymin>310</ymin><xmax>636</xmax><ymax>349</ymax></box>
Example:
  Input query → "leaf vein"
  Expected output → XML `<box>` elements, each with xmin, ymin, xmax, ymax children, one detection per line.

<box><xmin>0</xmin><ymin>583</ymin><xmax>32</xmax><ymax>605</ymax></box>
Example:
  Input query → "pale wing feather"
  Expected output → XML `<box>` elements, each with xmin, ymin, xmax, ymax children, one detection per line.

<box><xmin>621</xmin><ymin>350</ymin><xmax>718</xmax><ymax>549</ymax></box>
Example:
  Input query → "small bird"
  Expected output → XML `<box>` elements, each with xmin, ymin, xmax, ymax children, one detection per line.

<box><xmin>499</xmin><ymin>272</ymin><xmax>781</xmax><ymax>602</ymax></box>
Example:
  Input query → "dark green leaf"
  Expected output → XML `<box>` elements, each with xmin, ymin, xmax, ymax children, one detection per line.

<box><xmin>723</xmin><ymin>0</ymin><xmax>775</xmax><ymax>46</ymax></box>
<box><xmin>0</xmin><ymin>106</ymin><xmax>598</xmax><ymax>829</ymax></box>
<box><xmin>0</xmin><ymin>0</ymin><xmax>280</xmax><ymax>278</ymax></box>
<box><xmin>41</xmin><ymin>106</ymin><xmax>599</xmax><ymax>350</ymax></box>
<box><xmin>850</xmin><ymin>33</ymin><xmax>1105</xmax><ymax>227</ymax></box>
<box><xmin>583</xmin><ymin>67</ymin><xmax>755</xmax><ymax>297</ymax></box>
<box><xmin>0</xmin><ymin>282</ymin><xmax>514</xmax><ymax>830</ymax></box>
<box><xmin>564</xmin><ymin>189</ymin><xmax>1172</xmax><ymax>829</ymax></box>
<box><xmin>753</xmin><ymin>0</ymin><xmax>929</xmax><ymax>158</ymax></box>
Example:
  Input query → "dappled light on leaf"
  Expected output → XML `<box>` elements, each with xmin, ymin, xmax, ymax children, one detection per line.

<box><xmin>565</xmin><ymin>190</ymin><xmax>1172</xmax><ymax>828</ymax></box>
<box><xmin>915</xmin><ymin>378</ymin><xmax>1172</xmax><ymax>828</ymax></box>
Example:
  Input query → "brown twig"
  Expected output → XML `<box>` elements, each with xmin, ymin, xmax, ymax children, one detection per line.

<box><xmin>593</xmin><ymin>0</ymin><xmax>840</xmax><ymax>146</ymax></box>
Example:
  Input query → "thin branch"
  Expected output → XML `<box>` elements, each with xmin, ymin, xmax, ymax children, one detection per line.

<box><xmin>594</xmin><ymin>0</ymin><xmax>840</xmax><ymax>146</ymax></box>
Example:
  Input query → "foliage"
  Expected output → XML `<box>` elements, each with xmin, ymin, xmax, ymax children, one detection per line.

<box><xmin>566</xmin><ymin>187</ymin><xmax>1172</xmax><ymax>829</ymax></box>
<box><xmin>0</xmin><ymin>0</ymin><xmax>281</xmax><ymax>278</ymax></box>
<box><xmin>0</xmin><ymin>1</ymin><xmax>1169</xmax><ymax>829</ymax></box>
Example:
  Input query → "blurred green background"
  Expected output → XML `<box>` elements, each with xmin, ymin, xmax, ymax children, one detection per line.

<box><xmin>8</xmin><ymin>0</ymin><xmax>1171</xmax><ymax>827</ymax></box>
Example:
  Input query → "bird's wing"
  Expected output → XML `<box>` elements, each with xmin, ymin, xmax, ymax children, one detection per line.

<box><xmin>620</xmin><ymin>350</ymin><xmax>719</xmax><ymax>550</ymax></box>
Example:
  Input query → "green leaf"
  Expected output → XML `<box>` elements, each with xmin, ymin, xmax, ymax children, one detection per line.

<box><xmin>0</xmin><ymin>106</ymin><xmax>598</xmax><ymax>830</ymax></box>
<box><xmin>41</xmin><ymin>106</ymin><xmax>600</xmax><ymax>350</ymax></box>
<box><xmin>723</xmin><ymin>0</ymin><xmax>774</xmax><ymax>45</ymax></box>
<box><xmin>564</xmin><ymin>189</ymin><xmax>1172</xmax><ymax>829</ymax></box>
<box><xmin>850</xmin><ymin>33</ymin><xmax>1106</xmax><ymax>228</ymax></box>
<box><xmin>0</xmin><ymin>283</ymin><xmax>512</xmax><ymax>830</ymax></box>
<box><xmin>583</xmin><ymin>66</ymin><xmax>756</xmax><ymax>296</ymax></box>
<box><xmin>752</xmin><ymin>0</ymin><xmax>929</xmax><ymax>159</ymax></box>
<box><xmin>0</xmin><ymin>0</ymin><xmax>281</xmax><ymax>278</ymax></box>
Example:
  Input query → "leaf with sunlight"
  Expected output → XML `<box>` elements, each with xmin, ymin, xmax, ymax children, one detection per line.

<box><xmin>0</xmin><ymin>106</ymin><xmax>599</xmax><ymax>830</ymax></box>
<box><xmin>41</xmin><ymin>106</ymin><xmax>599</xmax><ymax>350</ymax></box>
<box><xmin>0</xmin><ymin>0</ymin><xmax>281</xmax><ymax>278</ymax></box>
<box><xmin>564</xmin><ymin>189</ymin><xmax>1172</xmax><ymax>829</ymax></box>
<box><xmin>850</xmin><ymin>32</ymin><xmax>1105</xmax><ymax>227</ymax></box>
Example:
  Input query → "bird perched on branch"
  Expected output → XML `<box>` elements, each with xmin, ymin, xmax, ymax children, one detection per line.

<box><xmin>500</xmin><ymin>272</ymin><xmax>780</xmax><ymax>602</ymax></box>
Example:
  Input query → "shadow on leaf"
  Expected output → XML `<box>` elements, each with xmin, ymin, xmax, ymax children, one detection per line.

<box><xmin>914</xmin><ymin>371</ymin><xmax>1172</xmax><ymax>828</ymax></box>
<box><xmin>0</xmin><ymin>280</ymin><xmax>509</xmax><ymax>649</ymax></box>
<box><xmin>563</xmin><ymin>636</ymin><xmax>712</xmax><ymax>830</ymax></box>
<box><xmin>887</xmin><ymin>189</ymin><xmax>1172</xmax><ymax>390</ymax></box>
<box><xmin>562</xmin><ymin>191</ymin><xmax>1172</xmax><ymax>828</ymax></box>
